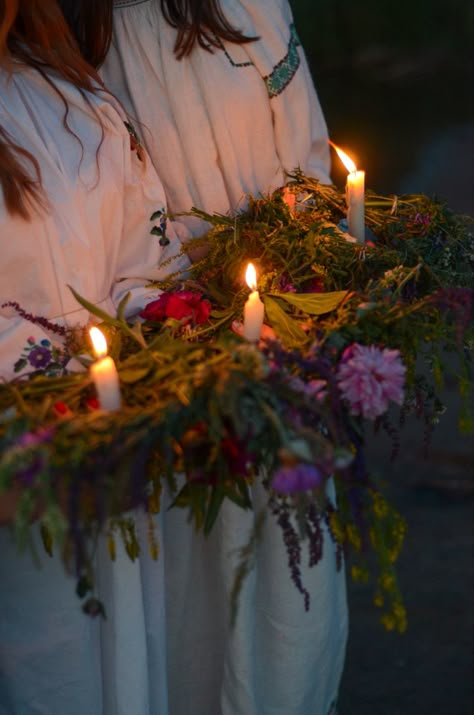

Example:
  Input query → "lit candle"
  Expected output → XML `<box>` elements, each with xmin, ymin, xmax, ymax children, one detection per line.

<box><xmin>330</xmin><ymin>141</ymin><xmax>365</xmax><ymax>244</ymax></box>
<box><xmin>243</xmin><ymin>263</ymin><xmax>264</xmax><ymax>342</ymax></box>
<box><xmin>89</xmin><ymin>327</ymin><xmax>122</xmax><ymax>412</ymax></box>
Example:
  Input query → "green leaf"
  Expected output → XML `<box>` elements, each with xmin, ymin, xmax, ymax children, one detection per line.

<box><xmin>268</xmin><ymin>290</ymin><xmax>348</xmax><ymax>315</ymax></box>
<box><xmin>13</xmin><ymin>358</ymin><xmax>28</xmax><ymax>373</ymax></box>
<box><xmin>116</xmin><ymin>292</ymin><xmax>131</xmax><ymax>322</ymax></box>
<box><xmin>68</xmin><ymin>286</ymin><xmax>122</xmax><ymax>327</ymax></box>
<box><xmin>40</xmin><ymin>522</ymin><xmax>54</xmax><ymax>557</ymax></box>
<box><xmin>76</xmin><ymin>574</ymin><xmax>93</xmax><ymax>599</ymax></box>
<box><xmin>223</xmin><ymin>481</ymin><xmax>252</xmax><ymax>510</ymax></box>
<box><xmin>263</xmin><ymin>295</ymin><xmax>307</xmax><ymax>348</ymax></box>
<box><xmin>119</xmin><ymin>367</ymin><xmax>151</xmax><ymax>384</ymax></box>
<box><xmin>168</xmin><ymin>482</ymin><xmax>191</xmax><ymax>509</ymax></box>
<box><xmin>203</xmin><ymin>486</ymin><xmax>225</xmax><ymax>535</ymax></box>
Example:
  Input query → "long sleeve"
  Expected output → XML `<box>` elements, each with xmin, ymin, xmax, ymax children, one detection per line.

<box><xmin>102</xmin><ymin>0</ymin><xmax>331</xmax><ymax>241</ymax></box>
<box><xmin>106</xmin><ymin>108</ymin><xmax>191</xmax><ymax>316</ymax></box>
<box><xmin>0</xmin><ymin>68</ymin><xmax>189</xmax><ymax>380</ymax></box>
<box><xmin>229</xmin><ymin>0</ymin><xmax>331</xmax><ymax>183</ymax></box>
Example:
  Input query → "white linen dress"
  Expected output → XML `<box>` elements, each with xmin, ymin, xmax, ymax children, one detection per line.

<box><xmin>99</xmin><ymin>3</ymin><xmax>348</xmax><ymax>714</ymax></box>
<box><xmin>0</xmin><ymin>64</ymin><xmax>188</xmax><ymax>714</ymax></box>
<box><xmin>102</xmin><ymin>0</ymin><xmax>332</xmax><ymax>237</ymax></box>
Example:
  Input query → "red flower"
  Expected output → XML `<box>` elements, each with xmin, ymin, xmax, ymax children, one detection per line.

<box><xmin>53</xmin><ymin>401</ymin><xmax>72</xmax><ymax>418</ymax></box>
<box><xmin>140</xmin><ymin>291</ymin><xmax>211</xmax><ymax>326</ymax></box>
<box><xmin>85</xmin><ymin>397</ymin><xmax>100</xmax><ymax>411</ymax></box>
<box><xmin>304</xmin><ymin>275</ymin><xmax>324</xmax><ymax>293</ymax></box>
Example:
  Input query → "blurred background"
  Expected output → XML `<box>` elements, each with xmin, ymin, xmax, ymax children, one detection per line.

<box><xmin>290</xmin><ymin>1</ymin><xmax>474</xmax><ymax>713</ymax></box>
<box><xmin>293</xmin><ymin>0</ymin><xmax>473</xmax><ymax>213</ymax></box>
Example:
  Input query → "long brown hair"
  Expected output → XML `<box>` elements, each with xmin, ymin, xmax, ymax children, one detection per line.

<box><xmin>58</xmin><ymin>0</ymin><xmax>112</xmax><ymax>68</ymax></box>
<box><xmin>58</xmin><ymin>0</ymin><xmax>256</xmax><ymax>68</ymax></box>
<box><xmin>160</xmin><ymin>0</ymin><xmax>257</xmax><ymax>59</ymax></box>
<box><xmin>0</xmin><ymin>0</ymin><xmax>104</xmax><ymax>219</ymax></box>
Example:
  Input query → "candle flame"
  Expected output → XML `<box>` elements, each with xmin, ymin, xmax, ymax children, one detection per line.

<box><xmin>89</xmin><ymin>326</ymin><xmax>108</xmax><ymax>359</ymax></box>
<box><xmin>245</xmin><ymin>262</ymin><xmax>257</xmax><ymax>291</ymax></box>
<box><xmin>328</xmin><ymin>140</ymin><xmax>357</xmax><ymax>174</ymax></box>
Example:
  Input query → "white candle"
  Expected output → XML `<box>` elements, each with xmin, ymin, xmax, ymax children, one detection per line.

<box><xmin>89</xmin><ymin>327</ymin><xmax>121</xmax><ymax>412</ymax></box>
<box><xmin>346</xmin><ymin>169</ymin><xmax>365</xmax><ymax>244</ymax></box>
<box><xmin>330</xmin><ymin>141</ymin><xmax>365</xmax><ymax>244</ymax></box>
<box><xmin>243</xmin><ymin>263</ymin><xmax>264</xmax><ymax>342</ymax></box>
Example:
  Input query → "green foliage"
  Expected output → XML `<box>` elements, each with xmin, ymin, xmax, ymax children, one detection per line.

<box><xmin>1</xmin><ymin>176</ymin><xmax>472</xmax><ymax>629</ymax></box>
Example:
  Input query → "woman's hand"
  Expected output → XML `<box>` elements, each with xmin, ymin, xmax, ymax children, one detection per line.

<box><xmin>231</xmin><ymin>320</ymin><xmax>276</xmax><ymax>346</ymax></box>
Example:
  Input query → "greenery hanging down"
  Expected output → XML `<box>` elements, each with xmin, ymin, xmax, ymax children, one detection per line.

<box><xmin>1</xmin><ymin>174</ymin><xmax>472</xmax><ymax>628</ymax></box>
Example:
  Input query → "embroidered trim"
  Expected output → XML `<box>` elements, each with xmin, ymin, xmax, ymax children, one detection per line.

<box><xmin>213</xmin><ymin>36</ymin><xmax>254</xmax><ymax>68</ymax></box>
<box><xmin>150</xmin><ymin>208</ymin><xmax>170</xmax><ymax>247</ymax></box>
<box><xmin>114</xmin><ymin>0</ymin><xmax>149</xmax><ymax>8</ymax></box>
<box><xmin>14</xmin><ymin>336</ymin><xmax>68</xmax><ymax>377</ymax></box>
<box><xmin>263</xmin><ymin>24</ymin><xmax>301</xmax><ymax>98</ymax></box>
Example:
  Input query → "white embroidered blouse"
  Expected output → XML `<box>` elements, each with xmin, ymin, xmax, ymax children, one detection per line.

<box><xmin>102</xmin><ymin>0</ymin><xmax>332</xmax><ymax>236</ymax></box>
<box><xmin>0</xmin><ymin>65</ymin><xmax>189</xmax><ymax>380</ymax></box>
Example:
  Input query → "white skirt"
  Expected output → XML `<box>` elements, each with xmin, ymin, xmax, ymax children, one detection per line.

<box><xmin>0</xmin><ymin>479</ymin><xmax>347</xmax><ymax>715</ymax></box>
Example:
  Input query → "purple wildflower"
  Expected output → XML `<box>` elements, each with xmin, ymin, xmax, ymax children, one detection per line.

<box><xmin>289</xmin><ymin>376</ymin><xmax>327</xmax><ymax>401</ymax></box>
<box><xmin>414</xmin><ymin>212</ymin><xmax>431</xmax><ymax>226</ymax></box>
<box><xmin>433</xmin><ymin>287</ymin><xmax>473</xmax><ymax>343</ymax></box>
<box><xmin>16</xmin><ymin>427</ymin><xmax>54</xmax><ymax>449</ymax></box>
<box><xmin>277</xmin><ymin>273</ymin><xmax>297</xmax><ymax>293</ymax></box>
<box><xmin>272</xmin><ymin>462</ymin><xmax>324</xmax><ymax>494</ymax></box>
<box><xmin>16</xmin><ymin>456</ymin><xmax>44</xmax><ymax>486</ymax></box>
<box><xmin>303</xmin><ymin>275</ymin><xmax>324</xmax><ymax>293</ymax></box>
<box><xmin>12</xmin><ymin>428</ymin><xmax>54</xmax><ymax>486</ymax></box>
<box><xmin>1</xmin><ymin>302</ymin><xmax>67</xmax><ymax>336</ymax></box>
<box><xmin>271</xmin><ymin>497</ymin><xmax>310</xmax><ymax>610</ymax></box>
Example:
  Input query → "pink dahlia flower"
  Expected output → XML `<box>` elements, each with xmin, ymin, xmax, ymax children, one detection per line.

<box><xmin>336</xmin><ymin>344</ymin><xmax>406</xmax><ymax>420</ymax></box>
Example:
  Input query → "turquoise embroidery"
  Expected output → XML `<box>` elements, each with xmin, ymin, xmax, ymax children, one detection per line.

<box><xmin>264</xmin><ymin>24</ymin><xmax>301</xmax><ymax>98</ymax></box>
<box><xmin>213</xmin><ymin>35</ymin><xmax>254</xmax><ymax>68</ymax></box>
<box><xmin>215</xmin><ymin>24</ymin><xmax>301</xmax><ymax>99</ymax></box>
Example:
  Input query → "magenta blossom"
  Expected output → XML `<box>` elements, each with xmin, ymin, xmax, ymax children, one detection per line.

<box><xmin>272</xmin><ymin>462</ymin><xmax>324</xmax><ymax>494</ymax></box>
<box><xmin>289</xmin><ymin>376</ymin><xmax>327</xmax><ymax>401</ymax></box>
<box><xmin>336</xmin><ymin>343</ymin><xmax>406</xmax><ymax>420</ymax></box>
<box><xmin>16</xmin><ymin>427</ymin><xmax>55</xmax><ymax>449</ymax></box>
<box><xmin>14</xmin><ymin>427</ymin><xmax>54</xmax><ymax>485</ymax></box>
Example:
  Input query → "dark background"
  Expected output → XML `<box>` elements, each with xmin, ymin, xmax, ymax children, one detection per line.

<box><xmin>293</xmin><ymin>0</ymin><xmax>473</xmax><ymax>213</ymax></box>
<box><xmin>290</xmin><ymin>2</ymin><xmax>474</xmax><ymax>713</ymax></box>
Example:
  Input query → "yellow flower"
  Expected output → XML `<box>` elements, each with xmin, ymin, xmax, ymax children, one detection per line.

<box><xmin>373</xmin><ymin>592</ymin><xmax>384</xmax><ymax>608</ymax></box>
<box><xmin>346</xmin><ymin>524</ymin><xmax>362</xmax><ymax>551</ymax></box>
<box><xmin>379</xmin><ymin>572</ymin><xmax>396</xmax><ymax>592</ymax></box>
<box><xmin>373</xmin><ymin>493</ymin><xmax>388</xmax><ymax>518</ymax></box>
<box><xmin>329</xmin><ymin>512</ymin><xmax>345</xmax><ymax>543</ymax></box>
<box><xmin>351</xmin><ymin>565</ymin><xmax>368</xmax><ymax>583</ymax></box>
<box><xmin>381</xmin><ymin>613</ymin><xmax>396</xmax><ymax>631</ymax></box>
<box><xmin>107</xmin><ymin>533</ymin><xmax>116</xmax><ymax>561</ymax></box>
